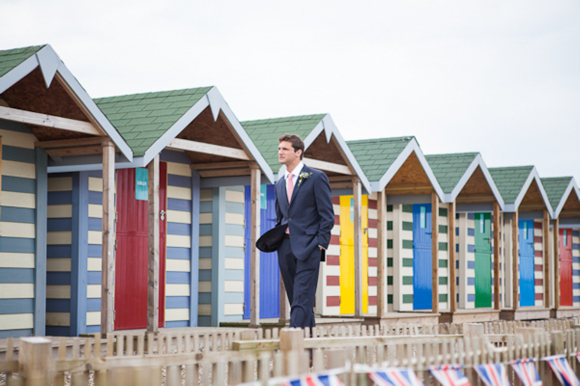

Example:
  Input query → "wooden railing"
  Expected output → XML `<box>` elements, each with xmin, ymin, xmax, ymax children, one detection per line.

<box><xmin>0</xmin><ymin>318</ymin><xmax>579</xmax><ymax>385</ymax></box>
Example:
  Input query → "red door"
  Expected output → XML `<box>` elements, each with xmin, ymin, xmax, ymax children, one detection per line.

<box><xmin>115</xmin><ymin>163</ymin><xmax>167</xmax><ymax>330</ymax></box>
<box><xmin>560</xmin><ymin>228</ymin><xmax>573</xmax><ymax>306</ymax></box>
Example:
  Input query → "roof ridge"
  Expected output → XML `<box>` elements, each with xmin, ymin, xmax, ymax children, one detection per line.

<box><xmin>347</xmin><ymin>136</ymin><xmax>415</xmax><ymax>144</ymax></box>
<box><xmin>94</xmin><ymin>86</ymin><xmax>213</xmax><ymax>102</ymax></box>
<box><xmin>488</xmin><ymin>165</ymin><xmax>534</xmax><ymax>171</ymax></box>
<box><xmin>0</xmin><ymin>44</ymin><xmax>47</xmax><ymax>54</ymax></box>
<box><xmin>541</xmin><ymin>176</ymin><xmax>573</xmax><ymax>181</ymax></box>
<box><xmin>242</xmin><ymin>114</ymin><xmax>327</xmax><ymax>125</ymax></box>
<box><xmin>425</xmin><ymin>151</ymin><xmax>480</xmax><ymax>158</ymax></box>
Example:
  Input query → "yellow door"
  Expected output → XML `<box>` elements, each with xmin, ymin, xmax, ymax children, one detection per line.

<box><xmin>339</xmin><ymin>195</ymin><xmax>368</xmax><ymax>314</ymax></box>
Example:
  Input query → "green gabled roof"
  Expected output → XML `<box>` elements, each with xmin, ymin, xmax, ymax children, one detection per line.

<box><xmin>95</xmin><ymin>87</ymin><xmax>212</xmax><ymax>157</ymax></box>
<box><xmin>488</xmin><ymin>165</ymin><xmax>534</xmax><ymax>204</ymax></box>
<box><xmin>541</xmin><ymin>177</ymin><xmax>573</xmax><ymax>211</ymax></box>
<box><xmin>0</xmin><ymin>45</ymin><xmax>45</xmax><ymax>78</ymax></box>
<box><xmin>425</xmin><ymin>153</ymin><xmax>478</xmax><ymax>194</ymax></box>
<box><xmin>346</xmin><ymin>136</ymin><xmax>414</xmax><ymax>182</ymax></box>
<box><xmin>242</xmin><ymin>114</ymin><xmax>326</xmax><ymax>172</ymax></box>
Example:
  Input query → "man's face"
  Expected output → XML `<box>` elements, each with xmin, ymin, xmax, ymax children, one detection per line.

<box><xmin>278</xmin><ymin>140</ymin><xmax>301</xmax><ymax>166</ymax></box>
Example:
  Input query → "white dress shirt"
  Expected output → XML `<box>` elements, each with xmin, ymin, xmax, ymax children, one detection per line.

<box><xmin>284</xmin><ymin>161</ymin><xmax>304</xmax><ymax>191</ymax></box>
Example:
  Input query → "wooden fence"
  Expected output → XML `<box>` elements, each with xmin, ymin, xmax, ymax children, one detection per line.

<box><xmin>1</xmin><ymin>319</ymin><xmax>579</xmax><ymax>385</ymax></box>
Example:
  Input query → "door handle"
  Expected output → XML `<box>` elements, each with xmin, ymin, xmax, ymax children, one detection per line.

<box><xmin>159</xmin><ymin>210</ymin><xmax>167</xmax><ymax>221</ymax></box>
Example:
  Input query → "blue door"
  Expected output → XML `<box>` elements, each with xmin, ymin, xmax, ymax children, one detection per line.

<box><xmin>519</xmin><ymin>219</ymin><xmax>535</xmax><ymax>307</ymax></box>
<box><xmin>413</xmin><ymin>204</ymin><xmax>432</xmax><ymax>310</ymax></box>
<box><xmin>244</xmin><ymin>184</ymin><xmax>280</xmax><ymax>319</ymax></box>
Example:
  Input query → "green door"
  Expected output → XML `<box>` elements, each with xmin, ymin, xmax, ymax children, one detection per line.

<box><xmin>474</xmin><ymin>213</ymin><xmax>492</xmax><ymax>308</ymax></box>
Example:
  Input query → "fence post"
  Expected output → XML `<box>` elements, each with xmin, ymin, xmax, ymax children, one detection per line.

<box><xmin>550</xmin><ymin>331</ymin><xmax>564</xmax><ymax>356</ymax></box>
<box><xmin>18</xmin><ymin>337</ymin><xmax>53</xmax><ymax>386</ymax></box>
<box><xmin>280</xmin><ymin>328</ymin><xmax>305</xmax><ymax>376</ymax></box>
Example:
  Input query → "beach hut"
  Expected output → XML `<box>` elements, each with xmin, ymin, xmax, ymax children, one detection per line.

<box><xmin>0</xmin><ymin>45</ymin><xmax>132</xmax><ymax>338</ymax></box>
<box><xmin>46</xmin><ymin>86</ymin><xmax>274</xmax><ymax>334</ymax></box>
<box><xmin>488</xmin><ymin>166</ymin><xmax>553</xmax><ymax>320</ymax></box>
<box><xmin>347</xmin><ymin>137</ymin><xmax>446</xmax><ymax>325</ymax></box>
<box><xmin>424</xmin><ymin>153</ymin><xmax>505</xmax><ymax>323</ymax></box>
<box><xmin>242</xmin><ymin>114</ymin><xmax>372</xmax><ymax>324</ymax></box>
<box><xmin>541</xmin><ymin>177</ymin><xmax>580</xmax><ymax>317</ymax></box>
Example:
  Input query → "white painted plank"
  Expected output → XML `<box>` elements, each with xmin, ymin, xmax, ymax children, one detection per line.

<box><xmin>47</xmin><ymin>204</ymin><xmax>72</xmax><ymax>218</ymax></box>
<box><xmin>0</xmin><ymin>283</ymin><xmax>34</xmax><ymax>298</ymax></box>
<box><xmin>0</xmin><ymin>313</ymin><xmax>34</xmax><ymax>330</ymax></box>
<box><xmin>0</xmin><ymin>252</ymin><xmax>35</xmax><ymax>268</ymax></box>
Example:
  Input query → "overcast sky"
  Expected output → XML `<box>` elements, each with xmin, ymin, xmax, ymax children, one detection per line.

<box><xmin>2</xmin><ymin>1</ymin><xmax>580</xmax><ymax>182</ymax></box>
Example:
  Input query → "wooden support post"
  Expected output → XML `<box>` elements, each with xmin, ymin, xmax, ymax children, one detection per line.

<box><xmin>18</xmin><ymin>337</ymin><xmax>53</xmax><ymax>386</ymax></box>
<box><xmin>553</xmin><ymin>218</ymin><xmax>560</xmax><ymax>309</ymax></box>
<box><xmin>100</xmin><ymin>142</ymin><xmax>115</xmax><ymax>334</ymax></box>
<box><xmin>543</xmin><ymin>209</ymin><xmax>551</xmax><ymax>310</ymax></box>
<box><xmin>352</xmin><ymin>177</ymin><xmax>363</xmax><ymax>317</ymax></box>
<box><xmin>147</xmin><ymin>155</ymin><xmax>160</xmax><ymax>333</ymax></box>
<box><xmin>249</xmin><ymin>165</ymin><xmax>261</xmax><ymax>327</ymax></box>
<box><xmin>493</xmin><ymin>202</ymin><xmax>501</xmax><ymax>310</ymax></box>
<box><xmin>376</xmin><ymin>188</ymin><xmax>387</xmax><ymax>317</ymax></box>
<box><xmin>431</xmin><ymin>192</ymin><xmax>439</xmax><ymax>313</ymax></box>
<box><xmin>512</xmin><ymin>211</ymin><xmax>519</xmax><ymax>311</ymax></box>
<box><xmin>449</xmin><ymin>201</ymin><xmax>457</xmax><ymax>313</ymax></box>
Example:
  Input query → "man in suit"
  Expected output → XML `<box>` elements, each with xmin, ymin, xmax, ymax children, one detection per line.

<box><xmin>275</xmin><ymin>134</ymin><xmax>334</xmax><ymax>329</ymax></box>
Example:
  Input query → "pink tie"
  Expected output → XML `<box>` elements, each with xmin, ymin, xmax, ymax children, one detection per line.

<box><xmin>287</xmin><ymin>173</ymin><xmax>294</xmax><ymax>203</ymax></box>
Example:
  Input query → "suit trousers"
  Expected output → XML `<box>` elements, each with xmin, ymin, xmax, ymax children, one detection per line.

<box><xmin>278</xmin><ymin>237</ymin><xmax>321</xmax><ymax>329</ymax></box>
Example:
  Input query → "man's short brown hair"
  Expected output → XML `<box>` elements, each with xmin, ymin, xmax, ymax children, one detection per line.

<box><xmin>278</xmin><ymin>134</ymin><xmax>305</xmax><ymax>160</ymax></box>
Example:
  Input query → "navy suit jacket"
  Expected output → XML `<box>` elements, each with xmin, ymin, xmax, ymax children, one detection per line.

<box><xmin>275</xmin><ymin>165</ymin><xmax>334</xmax><ymax>261</ymax></box>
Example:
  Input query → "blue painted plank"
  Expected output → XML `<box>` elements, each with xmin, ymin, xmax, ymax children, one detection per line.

<box><xmin>199</xmin><ymin>270</ymin><xmax>211</xmax><ymax>281</ymax></box>
<box><xmin>166</xmin><ymin>272</ymin><xmax>190</xmax><ymax>284</ymax></box>
<box><xmin>467</xmin><ymin>278</ymin><xmax>475</xmax><ymax>286</ymax></box>
<box><xmin>87</xmin><ymin>271</ymin><xmax>102</xmax><ymax>285</ymax></box>
<box><xmin>2</xmin><ymin>176</ymin><xmax>35</xmax><ymax>193</ymax></box>
<box><xmin>0</xmin><ymin>207</ymin><xmax>35</xmax><ymax>223</ymax></box>
<box><xmin>468</xmin><ymin>245</ymin><xmax>475</xmax><ymax>253</ymax></box>
<box><xmin>225</xmin><ymin>224</ymin><xmax>244</xmax><ymax>236</ymax></box>
<box><xmin>0</xmin><ymin>238</ymin><xmax>35</xmax><ymax>253</ymax></box>
<box><xmin>467</xmin><ymin>213</ymin><xmax>475</xmax><ymax>220</ymax></box>
<box><xmin>167</xmin><ymin>247</ymin><xmax>191</xmax><ymax>260</ymax></box>
<box><xmin>48</xmin><ymin>191</ymin><xmax>72</xmax><ymax>205</ymax></box>
<box><xmin>86</xmin><ymin>299</ymin><xmax>101</xmax><ymax>312</ymax></box>
<box><xmin>160</xmin><ymin>149</ymin><xmax>192</xmax><ymax>164</ymax></box>
<box><xmin>199</xmin><ymin>224</ymin><xmax>212</xmax><ymax>235</ymax></box>
<box><xmin>47</xmin><ymin>218</ymin><xmax>72</xmax><ymax>232</ymax></box>
<box><xmin>224</xmin><ymin>269</ymin><xmax>244</xmax><ymax>281</ymax></box>
<box><xmin>0</xmin><ymin>299</ymin><xmax>34</xmax><ymax>314</ymax></box>
<box><xmin>47</xmin><ymin>246</ymin><xmax>72</xmax><ymax>258</ymax></box>
<box><xmin>0</xmin><ymin>119</ymin><xmax>33</xmax><ymax>133</ymax></box>
<box><xmin>168</xmin><ymin>198</ymin><xmax>192</xmax><ymax>211</ymax></box>
<box><xmin>88</xmin><ymin>245</ymin><xmax>102</xmax><ymax>256</ymax></box>
<box><xmin>467</xmin><ymin>294</ymin><xmax>475</xmax><ymax>302</ymax></box>
<box><xmin>3</xmin><ymin>145</ymin><xmax>35</xmax><ymax>163</ymax></box>
<box><xmin>573</xmin><ymin>230</ymin><xmax>580</xmax><ymax>237</ymax></box>
<box><xmin>0</xmin><ymin>268</ymin><xmax>34</xmax><ymax>283</ymax></box>
<box><xmin>46</xmin><ymin>326</ymin><xmax>71</xmax><ymax>336</ymax></box>
<box><xmin>166</xmin><ymin>296</ymin><xmax>190</xmax><ymax>308</ymax></box>
<box><xmin>198</xmin><ymin>293</ymin><xmax>211</xmax><ymax>304</ymax></box>
<box><xmin>46</xmin><ymin>299</ymin><xmax>71</xmax><ymax>312</ymax></box>
<box><xmin>167</xmin><ymin>223</ymin><xmax>191</xmax><ymax>235</ymax></box>
<box><xmin>88</xmin><ymin>191</ymin><xmax>102</xmax><ymax>204</ymax></box>
<box><xmin>0</xmin><ymin>329</ymin><xmax>34</xmax><ymax>339</ymax></box>
<box><xmin>166</xmin><ymin>320</ymin><xmax>189</xmax><ymax>328</ymax></box>
<box><xmin>468</xmin><ymin>228</ymin><xmax>475</xmax><ymax>237</ymax></box>
<box><xmin>200</xmin><ymin>201</ymin><xmax>212</xmax><ymax>212</ymax></box>
<box><xmin>224</xmin><ymin>292</ymin><xmax>244</xmax><ymax>303</ymax></box>
<box><xmin>197</xmin><ymin>316</ymin><xmax>211</xmax><ymax>326</ymax></box>
<box><xmin>467</xmin><ymin>261</ymin><xmax>475</xmax><ymax>269</ymax></box>
<box><xmin>86</xmin><ymin>325</ymin><xmax>100</xmax><ymax>333</ymax></box>
<box><xmin>168</xmin><ymin>174</ymin><xmax>192</xmax><ymax>188</ymax></box>
<box><xmin>199</xmin><ymin>247</ymin><xmax>211</xmax><ymax>258</ymax></box>
<box><xmin>87</xmin><ymin>170</ymin><xmax>102</xmax><ymax>178</ymax></box>
<box><xmin>225</xmin><ymin>202</ymin><xmax>244</xmax><ymax>214</ymax></box>
<box><xmin>88</xmin><ymin>218</ymin><xmax>102</xmax><ymax>231</ymax></box>
<box><xmin>47</xmin><ymin>272</ymin><xmax>71</xmax><ymax>285</ymax></box>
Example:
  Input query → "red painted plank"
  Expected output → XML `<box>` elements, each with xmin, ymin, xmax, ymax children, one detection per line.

<box><xmin>368</xmin><ymin>200</ymin><xmax>377</xmax><ymax>210</ymax></box>
<box><xmin>327</xmin><ymin>296</ymin><xmax>340</xmax><ymax>307</ymax></box>
<box><xmin>368</xmin><ymin>238</ymin><xmax>377</xmax><ymax>248</ymax></box>
<box><xmin>327</xmin><ymin>276</ymin><xmax>340</xmax><ymax>286</ymax></box>
<box><xmin>368</xmin><ymin>277</ymin><xmax>377</xmax><ymax>286</ymax></box>
<box><xmin>330</xmin><ymin>235</ymin><xmax>340</xmax><ymax>245</ymax></box>
<box><xmin>534</xmin><ymin>250</ymin><xmax>543</xmax><ymax>257</ymax></box>
<box><xmin>534</xmin><ymin>236</ymin><xmax>543</xmax><ymax>243</ymax></box>
<box><xmin>535</xmin><ymin>279</ymin><xmax>543</xmax><ymax>286</ymax></box>
<box><xmin>534</xmin><ymin>264</ymin><xmax>543</xmax><ymax>271</ymax></box>
<box><xmin>332</xmin><ymin>196</ymin><xmax>340</xmax><ymax>205</ymax></box>
<box><xmin>326</xmin><ymin>255</ymin><xmax>340</xmax><ymax>266</ymax></box>
<box><xmin>368</xmin><ymin>296</ymin><xmax>377</xmax><ymax>306</ymax></box>
<box><xmin>535</xmin><ymin>293</ymin><xmax>543</xmax><ymax>300</ymax></box>
<box><xmin>334</xmin><ymin>215</ymin><xmax>340</xmax><ymax>225</ymax></box>
<box><xmin>368</xmin><ymin>219</ymin><xmax>377</xmax><ymax>228</ymax></box>
<box><xmin>368</xmin><ymin>257</ymin><xmax>377</xmax><ymax>267</ymax></box>
<box><xmin>534</xmin><ymin>222</ymin><xmax>543</xmax><ymax>229</ymax></box>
